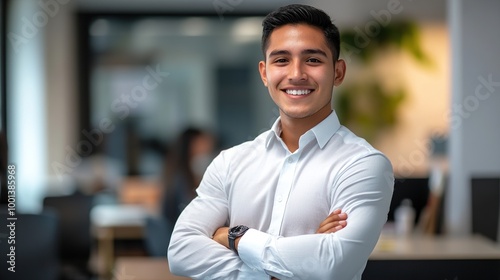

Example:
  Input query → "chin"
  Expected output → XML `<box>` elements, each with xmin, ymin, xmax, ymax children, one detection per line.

<box><xmin>282</xmin><ymin>111</ymin><xmax>314</xmax><ymax>120</ymax></box>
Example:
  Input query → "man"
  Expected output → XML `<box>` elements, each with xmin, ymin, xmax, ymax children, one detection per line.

<box><xmin>168</xmin><ymin>4</ymin><xmax>394</xmax><ymax>279</ymax></box>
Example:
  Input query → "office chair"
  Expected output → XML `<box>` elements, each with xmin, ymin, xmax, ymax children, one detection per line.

<box><xmin>43</xmin><ymin>192</ymin><xmax>94</xmax><ymax>279</ymax></box>
<box><xmin>0</xmin><ymin>209</ymin><xmax>60</xmax><ymax>280</ymax></box>
<box><xmin>144</xmin><ymin>215</ymin><xmax>174</xmax><ymax>258</ymax></box>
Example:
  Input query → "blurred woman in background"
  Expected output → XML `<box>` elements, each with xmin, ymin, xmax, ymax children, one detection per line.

<box><xmin>161</xmin><ymin>127</ymin><xmax>217</xmax><ymax>225</ymax></box>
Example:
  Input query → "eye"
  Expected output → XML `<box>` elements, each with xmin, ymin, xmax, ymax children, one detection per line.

<box><xmin>307</xmin><ymin>58</ymin><xmax>322</xmax><ymax>63</ymax></box>
<box><xmin>274</xmin><ymin>58</ymin><xmax>288</xmax><ymax>64</ymax></box>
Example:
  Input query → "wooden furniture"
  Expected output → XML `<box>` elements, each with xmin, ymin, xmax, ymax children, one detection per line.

<box><xmin>371</xmin><ymin>234</ymin><xmax>500</xmax><ymax>260</ymax></box>
<box><xmin>119</xmin><ymin>177</ymin><xmax>162</xmax><ymax>213</ymax></box>
<box><xmin>91</xmin><ymin>204</ymin><xmax>149</xmax><ymax>279</ymax></box>
<box><xmin>365</xmin><ymin>234</ymin><xmax>500</xmax><ymax>279</ymax></box>
<box><xmin>113</xmin><ymin>257</ymin><xmax>189</xmax><ymax>280</ymax></box>
<box><xmin>113</xmin><ymin>235</ymin><xmax>500</xmax><ymax>280</ymax></box>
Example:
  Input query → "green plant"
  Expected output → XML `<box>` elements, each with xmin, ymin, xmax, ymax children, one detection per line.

<box><xmin>341</xmin><ymin>21</ymin><xmax>432</xmax><ymax>66</ymax></box>
<box><xmin>336</xmin><ymin>82</ymin><xmax>406</xmax><ymax>141</ymax></box>
<box><xmin>336</xmin><ymin>21</ymin><xmax>432</xmax><ymax>142</ymax></box>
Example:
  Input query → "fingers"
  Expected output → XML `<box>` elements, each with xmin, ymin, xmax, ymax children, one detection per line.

<box><xmin>331</xmin><ymin>209</ymin><xmax>341</xmax><ymax>215</ymax></box>
<box><xmin>316</xmin><ymin>209</ymin><xmax>348</xmax><ymax>234</ymax></box>
<box><xmin>318</xmin><ymin>209</ymin><xmax>347</xmax><ymax>227</ymax></box>
<box><xmin>316</xmin><ymin>220</ymin><xmax>347</xmax><ymax>233</ymax></box>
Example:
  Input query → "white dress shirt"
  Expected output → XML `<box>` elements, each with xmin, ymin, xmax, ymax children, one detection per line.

<box><xmin>168</xmin><ymin>111</ymin><xmax>394</xmax><ymax>280</ymax></box>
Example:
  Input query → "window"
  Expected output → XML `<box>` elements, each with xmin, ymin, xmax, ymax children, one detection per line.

<box><xmin>79</xmin><ymin>13</ymin><xmax>275</xmax><ymax>177</ymax></box>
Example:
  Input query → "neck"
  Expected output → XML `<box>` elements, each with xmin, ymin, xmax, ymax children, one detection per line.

<box><xmin>280</xmin><ymin>109</ymin><xmax>332</xmax><ymax>153</ymax></box>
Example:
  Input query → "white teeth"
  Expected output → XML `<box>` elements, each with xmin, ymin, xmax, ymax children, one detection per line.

<box><xmin>286</xmin><ymin>89</ymin><xmax>311</xmax><ymax>95</ymax></box>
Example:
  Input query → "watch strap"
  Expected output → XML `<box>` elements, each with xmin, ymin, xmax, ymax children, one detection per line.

<box><xmin>228</xmin><ymin>225</ymin><xmax>249</xmax><ymax>253</ymax></box>
<box><xmin>228</xmin><ymin>234</ymin><xmax>237</xmax><ymax>252</ymax></box>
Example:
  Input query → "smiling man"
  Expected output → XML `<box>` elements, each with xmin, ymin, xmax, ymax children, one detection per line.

<box><xmin>168</xmin><ymin>4</ymin><xmax>394</xmax><ymax>279</ymax></box>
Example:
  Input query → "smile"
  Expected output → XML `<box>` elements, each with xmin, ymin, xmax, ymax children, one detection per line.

<box><xmin>285</xmin><ymin>89</ymin><xmax>312</xmax><ymax>96</ymax></box>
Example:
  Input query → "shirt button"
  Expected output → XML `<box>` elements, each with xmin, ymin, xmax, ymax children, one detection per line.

<box><xmin>288</xmin><ymin>157</ymin><xmax>294</xmax><ymax>163</ymax></box>
<box><xmin>277</xmin><ymin>195</ymin><xmax>283</xmax><ymax>202</ymax></box>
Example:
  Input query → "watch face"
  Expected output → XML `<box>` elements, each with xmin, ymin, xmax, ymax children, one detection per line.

<box><xmin>230</xmin><ymin>225</ymin><xmax>249</xmax><ymax>236</ymax></box>
<box><xmin>228</xmin><ymin>225</ymin><xmax>249</xmax><ymax>253</ymax></box>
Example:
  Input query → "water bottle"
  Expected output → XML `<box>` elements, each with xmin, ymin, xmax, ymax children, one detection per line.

<box><xmin>394</xmin><ymin>199</ymin><xmax>415</xmax><ymax>236</ymax></box>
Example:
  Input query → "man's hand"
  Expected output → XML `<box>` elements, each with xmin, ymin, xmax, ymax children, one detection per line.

<box><xmin>316</xmin><ymin>209</ymin><xmax>347</xmax><ymax>233</ymax></box>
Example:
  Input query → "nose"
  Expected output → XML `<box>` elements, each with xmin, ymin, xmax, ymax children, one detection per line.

<box><xmin>288</xmin><ymin>61</ymin><xmax>307</xmax><ymax>82</ymax></box>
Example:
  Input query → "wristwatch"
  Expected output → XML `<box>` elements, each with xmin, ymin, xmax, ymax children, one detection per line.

<box><xmin>228</xmin><ymin>225</ymin><xmax>249</xmax><ymax>253</ymax></box>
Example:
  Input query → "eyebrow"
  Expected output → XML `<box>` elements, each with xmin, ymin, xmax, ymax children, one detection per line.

<box><xmin>268</xmin><ymin>48</ymin><xmax>329</xmax><ymax>58</ymax></box>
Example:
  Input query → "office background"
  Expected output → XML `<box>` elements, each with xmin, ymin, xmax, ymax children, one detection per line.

<box><xmin>1</xmin><ymin>0</ymin><xmax>499</xmax><ymax>242</ymax></box>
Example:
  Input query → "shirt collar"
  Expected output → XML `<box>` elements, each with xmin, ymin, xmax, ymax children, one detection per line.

<box><xmin>265</xmin><ymin>117</ymin><xmax>283</xmax><ymax>148</ymax></box>
<box><xmin>265</xmin><ymin>111</ymin><xmax>341</xmax><ymax>149</ymax></box>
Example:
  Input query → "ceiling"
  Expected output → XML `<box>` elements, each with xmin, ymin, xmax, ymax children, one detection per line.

<box><xmin>76</xmin><ymin>0</ymin><xmax>447</xmax><ymax>25</ymax></box>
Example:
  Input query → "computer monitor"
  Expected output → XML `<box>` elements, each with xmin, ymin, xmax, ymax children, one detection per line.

<box><xmin>388</xmin><ymin>177</ymin><xmax>430</xmax><ymax>225</ymax></box>
<box><xmin>471</xmin><ymin>177</ymin><xmax>500</xmax><ymax>242</ymax></box>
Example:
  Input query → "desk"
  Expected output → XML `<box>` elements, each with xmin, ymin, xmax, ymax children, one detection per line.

<box><xmin>114</xmin><ymin>257</ymin><xmax>189</xmax><ymax>280</ymax></box>
<box><xmin>91</xmin><ymin>204</ymin><xmax>150</xmax><ymax>279</ymax></box>
<box><xmin>365</xmin><ymin>234</ymin><xmax>500</xmax><ymax>279</ymax></box>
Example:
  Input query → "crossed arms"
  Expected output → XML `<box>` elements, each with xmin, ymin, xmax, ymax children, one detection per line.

<box><xmin>168</xmin><ymin>153</ymin><xmax>393</xmax><ymax>279</ymax></box>
<box><xmin>212</xmin><ymin>209</ymin><xmax>348</xmax><ymax>251</ymax></box>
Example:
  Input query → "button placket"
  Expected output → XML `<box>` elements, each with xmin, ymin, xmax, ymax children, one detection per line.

<box><xmin>268</xmin><ymin>154</ymin><xmax>298</xmax><ymax>235</ymax></box>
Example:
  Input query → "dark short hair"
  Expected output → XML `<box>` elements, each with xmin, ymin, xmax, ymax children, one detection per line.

<box><xmin>261</xmin><ymin>4</ymin><xmax>340</xmax><ymax>61</ymax></box>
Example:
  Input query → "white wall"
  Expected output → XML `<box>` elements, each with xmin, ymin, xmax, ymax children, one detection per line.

<box><xmin>446</xmin><ymin>0</ymin><xmax>500</xmax><ymax>236</ymax></box>
<box><xmin>7</xmin><ymin>0</ymin><xmax>48</xmax><ymax>212</ymax></box>
<box><xmin>7</xmin><ymin>0</ymin><xmax>78</xmax><ymax>210</ymax></box>
<box><xmin>45</xmin><ymin>0</ymin><xmax>79</xmax><ymax>193</ymax></box>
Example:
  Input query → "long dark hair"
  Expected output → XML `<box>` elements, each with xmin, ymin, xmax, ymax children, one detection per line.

<box><xmin>164</xmin><ymin>127</ymin><xmax>208</xmax><ymax>195</ymax></box>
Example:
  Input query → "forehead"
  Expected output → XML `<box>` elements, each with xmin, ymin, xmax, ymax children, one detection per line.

<box><xmin>266</xmin><ymin>24</ymin><xmax>332</xmax><ymax>57</ymax></box>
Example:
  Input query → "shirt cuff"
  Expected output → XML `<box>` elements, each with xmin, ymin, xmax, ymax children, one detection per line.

<box><xmin>238</xmin><ymin>228</ymin><xmax>271</xmax><ymax>271</ymax></box>
<box><xmin>238</xmin><ymin>263</ymin><xmax>270</xmax><ymax>279</ymax></box>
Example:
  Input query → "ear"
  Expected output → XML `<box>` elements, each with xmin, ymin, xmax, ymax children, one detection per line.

<box><xmin>333</xmin><ymin>59</ymin><xmax>346</xmax><ymax>86</ymax></box>
<box><xmin>258</xmin><ymin>60</ymin><xmax>268</xmax><ymax>87</ymax></box>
